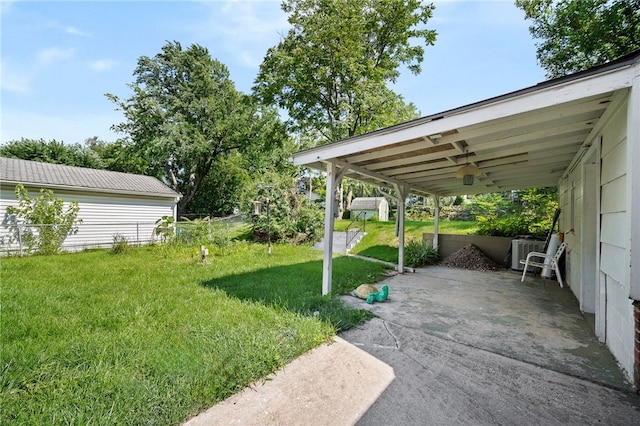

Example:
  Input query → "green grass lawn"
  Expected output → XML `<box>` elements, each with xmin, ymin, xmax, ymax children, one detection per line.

<box><xmin>0</xmin><ymin>242</ymin><xmax>388</xmax><ymax>425</ymax></box>
<box><xmin>335</xmin><ymin>219</ymin><xmax>478</xmax><ymax>263</ymax></box>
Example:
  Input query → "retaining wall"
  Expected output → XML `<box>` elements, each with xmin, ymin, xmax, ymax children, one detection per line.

<box><xmin>422</xmin><ymin>233</ymin><xmax>513</xmax><ymax>266</ymax></box>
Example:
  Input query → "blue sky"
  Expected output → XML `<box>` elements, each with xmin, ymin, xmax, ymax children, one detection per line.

<box><xmin>1</xmin><ymin>0</ymin><xmax>545</xmax><ymax>145</ymax></box>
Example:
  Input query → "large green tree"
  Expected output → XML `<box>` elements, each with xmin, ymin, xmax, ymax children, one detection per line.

<box><xmin>1</xmin><ymin>138</ymin><xmax>104</xmax><ymax>169</ymax></box>
<box><xmin>107</xmin><ymin>41</ymin><xmax>285</xmax><ymax>216</ymax></box>
<box><xmin>254</xmin><ymin>0</ymin><xmax>436</xmax><ymax>144</ymax></box>
<box><xmin>84</xmin><ymin>137</ymin><xmax>149</xmax><ymax>175</ymax></box>
<box><xmin>185</xmin><ymin>154</ymin><xmax>250</xmax><ymax>217</ymax></box>
<box><xmin>516</xmin><ymin>0</ymin><xmax>640</xmax><ymax>78</ymax></box>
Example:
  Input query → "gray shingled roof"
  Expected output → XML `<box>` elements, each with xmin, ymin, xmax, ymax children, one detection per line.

<box><xmin>1</xmin><ymin>157</ymin><xmax>179</xmax><ymax>198</ymax></box>
<box><xmin>350</xmin><ymin>197</ymin><xmax>387</xmax><ymax>210</ymax></box>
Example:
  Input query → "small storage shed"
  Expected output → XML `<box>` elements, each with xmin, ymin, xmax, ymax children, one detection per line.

<box><xmin>0</xmin><ymin>157</ymin><xmax>181</xmax><ymax>253</ymax></box>
<box><xmin>350</xmin><ymin>197</ymin><xmax>389</xmax><ymax>221</ymax></box>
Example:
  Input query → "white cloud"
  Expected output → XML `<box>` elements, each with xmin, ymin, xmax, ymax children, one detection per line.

<box><xmin>37</xmin><ymin>47</ymin><xmax>75</xmax><ymax>65</ymax></box>
<box><xmin>65</xmin><ymin>25</ymin><xmax>92</xmax><ymax>37</ymax></box>
<box><xmin>89</xmin><ymin>59</ymin><xmax>117</xmax><ymax>72</ymax></box>
<box><xmin>0</xmin><ymin>0</ymin><xmax>17</xmax><ymax>16</ymax></box>
<box><xmin>47</xmin><ymin>20</ymin><xmax>92</xmax><ymax>37</ymax></box>
<box><xmin>0</xmin><ymin>59</ymin><xmax>32</xmax><ymax>94</ymax></box>
<box><xmin>1</xmin><ymin>109</ymin><xmax>121</xmax><ymax>144</ymax></box>
<box><xmin>2</xmin><ymin>45</ymin><xmax>79</xmax><ymax>95</ymax></box>
<box><xmin>188</xmin><ymin>1</ymin><xmax>289</xmax><ymax>69</ymax></box>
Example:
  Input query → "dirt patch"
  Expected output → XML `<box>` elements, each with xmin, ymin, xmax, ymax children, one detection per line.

<box><xmin>440</xmin><ymin>244</ymin><xmax>504</xmax><ymax>271</ymax></box>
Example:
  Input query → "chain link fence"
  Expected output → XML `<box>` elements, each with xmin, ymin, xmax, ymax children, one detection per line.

<box><xmin>0</xmin><ymin>216</ymin><xmax>245</xmax><ymax>256</ymax></box>
<box><xmin>0</xmin><ymin>222</ymin><xmax>159</xmax><ymax>256</ymax></box>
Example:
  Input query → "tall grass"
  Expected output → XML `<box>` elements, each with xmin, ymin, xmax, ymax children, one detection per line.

<box><xmin>0</xmin><ymin>243</ymin><xmax>388</xmax><ymax>425</ymax></box>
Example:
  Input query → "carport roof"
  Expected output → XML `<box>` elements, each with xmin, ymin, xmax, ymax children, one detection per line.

<box><xmin>291</xmin><ymin>51</ymin><xmax>640</xmax><ymax>197</ymax></box>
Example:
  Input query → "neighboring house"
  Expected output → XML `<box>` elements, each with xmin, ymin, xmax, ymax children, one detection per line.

<box><xmin>0</xmin><ymin>157</ymin><xmax>181</xmax><ymax>253</ymax></box>
<box><xmin>296</xmin><ymin>176</ymin><xmax>322</xmax><ymax>202</ymax></box>
<box><xmin>350</xmin><ymin>197</ymin><xmax>389</xmax><ymax>221</ymax></box>
<box><xmin>290</xmin><ymin>51</ymin><xmax>640</xmax><ymax>388</ymax></box>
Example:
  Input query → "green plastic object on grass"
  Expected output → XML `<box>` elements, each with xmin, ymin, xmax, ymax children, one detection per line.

<box><xmin>366</xmin><ymin>285</ymin><xmax>389</xmax><ymax>304</ymax></box>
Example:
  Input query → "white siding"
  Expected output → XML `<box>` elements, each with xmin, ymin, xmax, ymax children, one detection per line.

<box><xmin>598</xmin><ymin>101</ymin><xmax>634</xmax><ymax>380</ymax></box>
<box><xmin>561</xmin><ymin>95</ymin><xmax>635</xmax><ymax>382</ymax></box>
<box><xmin>604</xmin><ymin>275</ymin><xmax>635</xmax><ymax>378</ymax></box>
<box><xmin>1</xmin><ymin>186</ymin><xmax>176</xmax><ymax>253</ymax></box>
<box><xmin>559</xmin><ymin>172</ymin><xmax>582</xmax><ymax>300</ymax></box>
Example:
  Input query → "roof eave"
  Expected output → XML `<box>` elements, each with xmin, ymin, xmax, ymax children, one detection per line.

<box><xmin>0</xmin><ymin>180</ymin><xmax>181</xmax><ymax>200</ymax></box>
<box><xmin>291</xmin><ymin>52</ymin><xmax>640</xmax><ymax>167</ymax></box>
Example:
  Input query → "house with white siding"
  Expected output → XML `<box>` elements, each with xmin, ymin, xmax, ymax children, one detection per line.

<box><xmin>0</xmin><ymin>157</ymin><xmax>180</xmax><ymax>253</ymax></box>
<box><xmin>290</xmin><ymin>51</ymin><xmax>640</xmax><ymax>389</ymax></box>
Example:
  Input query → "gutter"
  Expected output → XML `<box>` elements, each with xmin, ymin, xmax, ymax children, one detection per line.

<box><xmin>0</xmin><ymin>180</ymin><xmax>182</xmax><ymax>201</ymax></box>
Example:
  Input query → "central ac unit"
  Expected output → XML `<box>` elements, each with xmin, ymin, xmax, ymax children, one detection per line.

<box><xmin>511</xmin><ymin>239</ymin><xmax>546</xmax><ymax>271</ymax></box>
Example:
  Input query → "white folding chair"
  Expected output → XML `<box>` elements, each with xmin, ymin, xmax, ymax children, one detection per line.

<box><xmin>520</xmin><ymin>242</ymin><xmax>567</xmax><ymax>288</ymax></box>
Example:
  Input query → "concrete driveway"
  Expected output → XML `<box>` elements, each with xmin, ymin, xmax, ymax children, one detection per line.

<box><xmin>339</xmin><ymin>266</ymin><xmax>640</xmax><ymax>425</ymax></box>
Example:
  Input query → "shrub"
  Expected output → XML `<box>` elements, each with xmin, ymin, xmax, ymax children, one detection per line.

<box><xmin>175</xmin><ymin>217</ymin><xmax>232</xmax><ymax>249</ymax></box>
<box><xmin>249</xmin><ymin>177</ymin><xmax>324</xmax><ymax>245</ymax></box>
<box><xmin>471</xmin><ymin>188</ymin><xmax>558</xmax><ymax>237</ymax></box>
<box><xmin>5</xmin><ymin>184</ymin><xmax>81</xmax><ymax>255</ymax></box>
<box><xmin>405</xmin><ymin>239</ymin><xmax>439</xmax><ymax>268</ymax></box>
<box><xmin>154</xmin><ymin>215</ymin><xmax>176</xmax><ymax>244</ymax></box>
<box><xmin>111</xmin><ymin>233</ymin><xmax>130</xmax><ymax>254</ymax></box>
<box><xmin>292</xmin><ymin>203</ymin><xmax>324</xmax><ymax>240</ymax></box>
<box><xmin>476</xmin><ymin>214</ymin><xmax>532</xmax><ymax>237</ymax></box>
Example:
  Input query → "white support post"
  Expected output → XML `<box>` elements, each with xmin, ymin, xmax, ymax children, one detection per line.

<box><xmin>322</xmin><ymin>161</ymin><xmax>338</xmax><ymax>295</ymax></box>
<box><xmin>433</xmin><ymin>195</ymin><xmax>440</xmax><ymax>249</ymax></box>
<box><xmin>394</xmin><ymin>184</ymin><xmax>408</xmax><ymax>273</ymax></box>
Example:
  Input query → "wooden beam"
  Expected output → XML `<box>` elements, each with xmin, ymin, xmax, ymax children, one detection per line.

<box><xmin>346</xmin><ymin>139</ymin><xmax>427</xmax><ymax>163</ymax></box>
<box><xmin>365</xmin><ymin>147</ymin><xmax>459</xmax><ymax>171</ymax></box>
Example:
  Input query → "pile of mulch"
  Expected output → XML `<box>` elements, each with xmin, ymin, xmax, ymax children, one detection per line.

<box><xmin>440</xmin><ymin>244</ymin><xmax>504</xmax><ymax>271</ymax></box>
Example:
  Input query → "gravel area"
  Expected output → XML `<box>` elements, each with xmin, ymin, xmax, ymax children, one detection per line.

<box><xmin>440</xmin><ymin>244</ymin><xmax>504</xmax><ymax>271</ymax></box>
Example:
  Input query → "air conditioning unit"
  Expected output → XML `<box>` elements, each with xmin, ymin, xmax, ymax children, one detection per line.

<box><xmin>511</xmin><ymin>239</ymin><xmax>546</xmax><ymax>271</ymax></box>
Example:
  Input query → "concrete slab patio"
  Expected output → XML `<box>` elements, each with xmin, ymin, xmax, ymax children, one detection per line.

<box><xmin>185</xmin><ymin>265</ymin><xmax>640</xmax><ymax>425</ymax></box>
<box><xmin>340</xmin><ymin>265</ymin><xmax>632</xmax><ymax>391</ymax></box>
<box><xmin>340</xmin><ymin>265</ymin><xmax>640</xmax><ymax>425</ymax></box>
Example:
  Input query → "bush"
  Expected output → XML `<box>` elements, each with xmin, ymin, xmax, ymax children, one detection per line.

<box><xmin>111</xmin><ymin>233</ymin><xmax>130</xmax><ymax>254</ymax></box>
<box><xmin>175</xmin><ymin>217</ymin><xmax>232</xmax><ymax>249</ymax></box>
<box><xmin>250</xmin><ymin>177</ymin><xmax>324</xmax><ymax>245</ymax></box>
<box><xmin>292</xmin><ymin>203</ymin><xmax>324</xmax><ymax>241</ymax></box>
<box><xmin>404</xmin><ymin>239</ymin><xmax>439</xmax><ymax>268</ymax></box>
<box><xmin>471</xmin><ymin>188</ymin><xmax>558</xmax><ymax>237</ymax></box>
<box><xmin>154</xmin><ymin>215</ymin><xmax>175</xmax><ymax>244</ymax></box>
<box><xmin>475</xmin><ymin>215</ymin><xmax>531</xmax><ymax>237</ymax></box>
<box><xmin>6</xmin><ymin>184</ymin><xmax>81</xmax><ymax>255</ymax></box>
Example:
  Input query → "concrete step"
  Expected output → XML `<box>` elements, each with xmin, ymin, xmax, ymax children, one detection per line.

<box><xmin>313</xmin><ymin>231</ymin><xmax>365</xmax><ymax>253</ymax></box>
